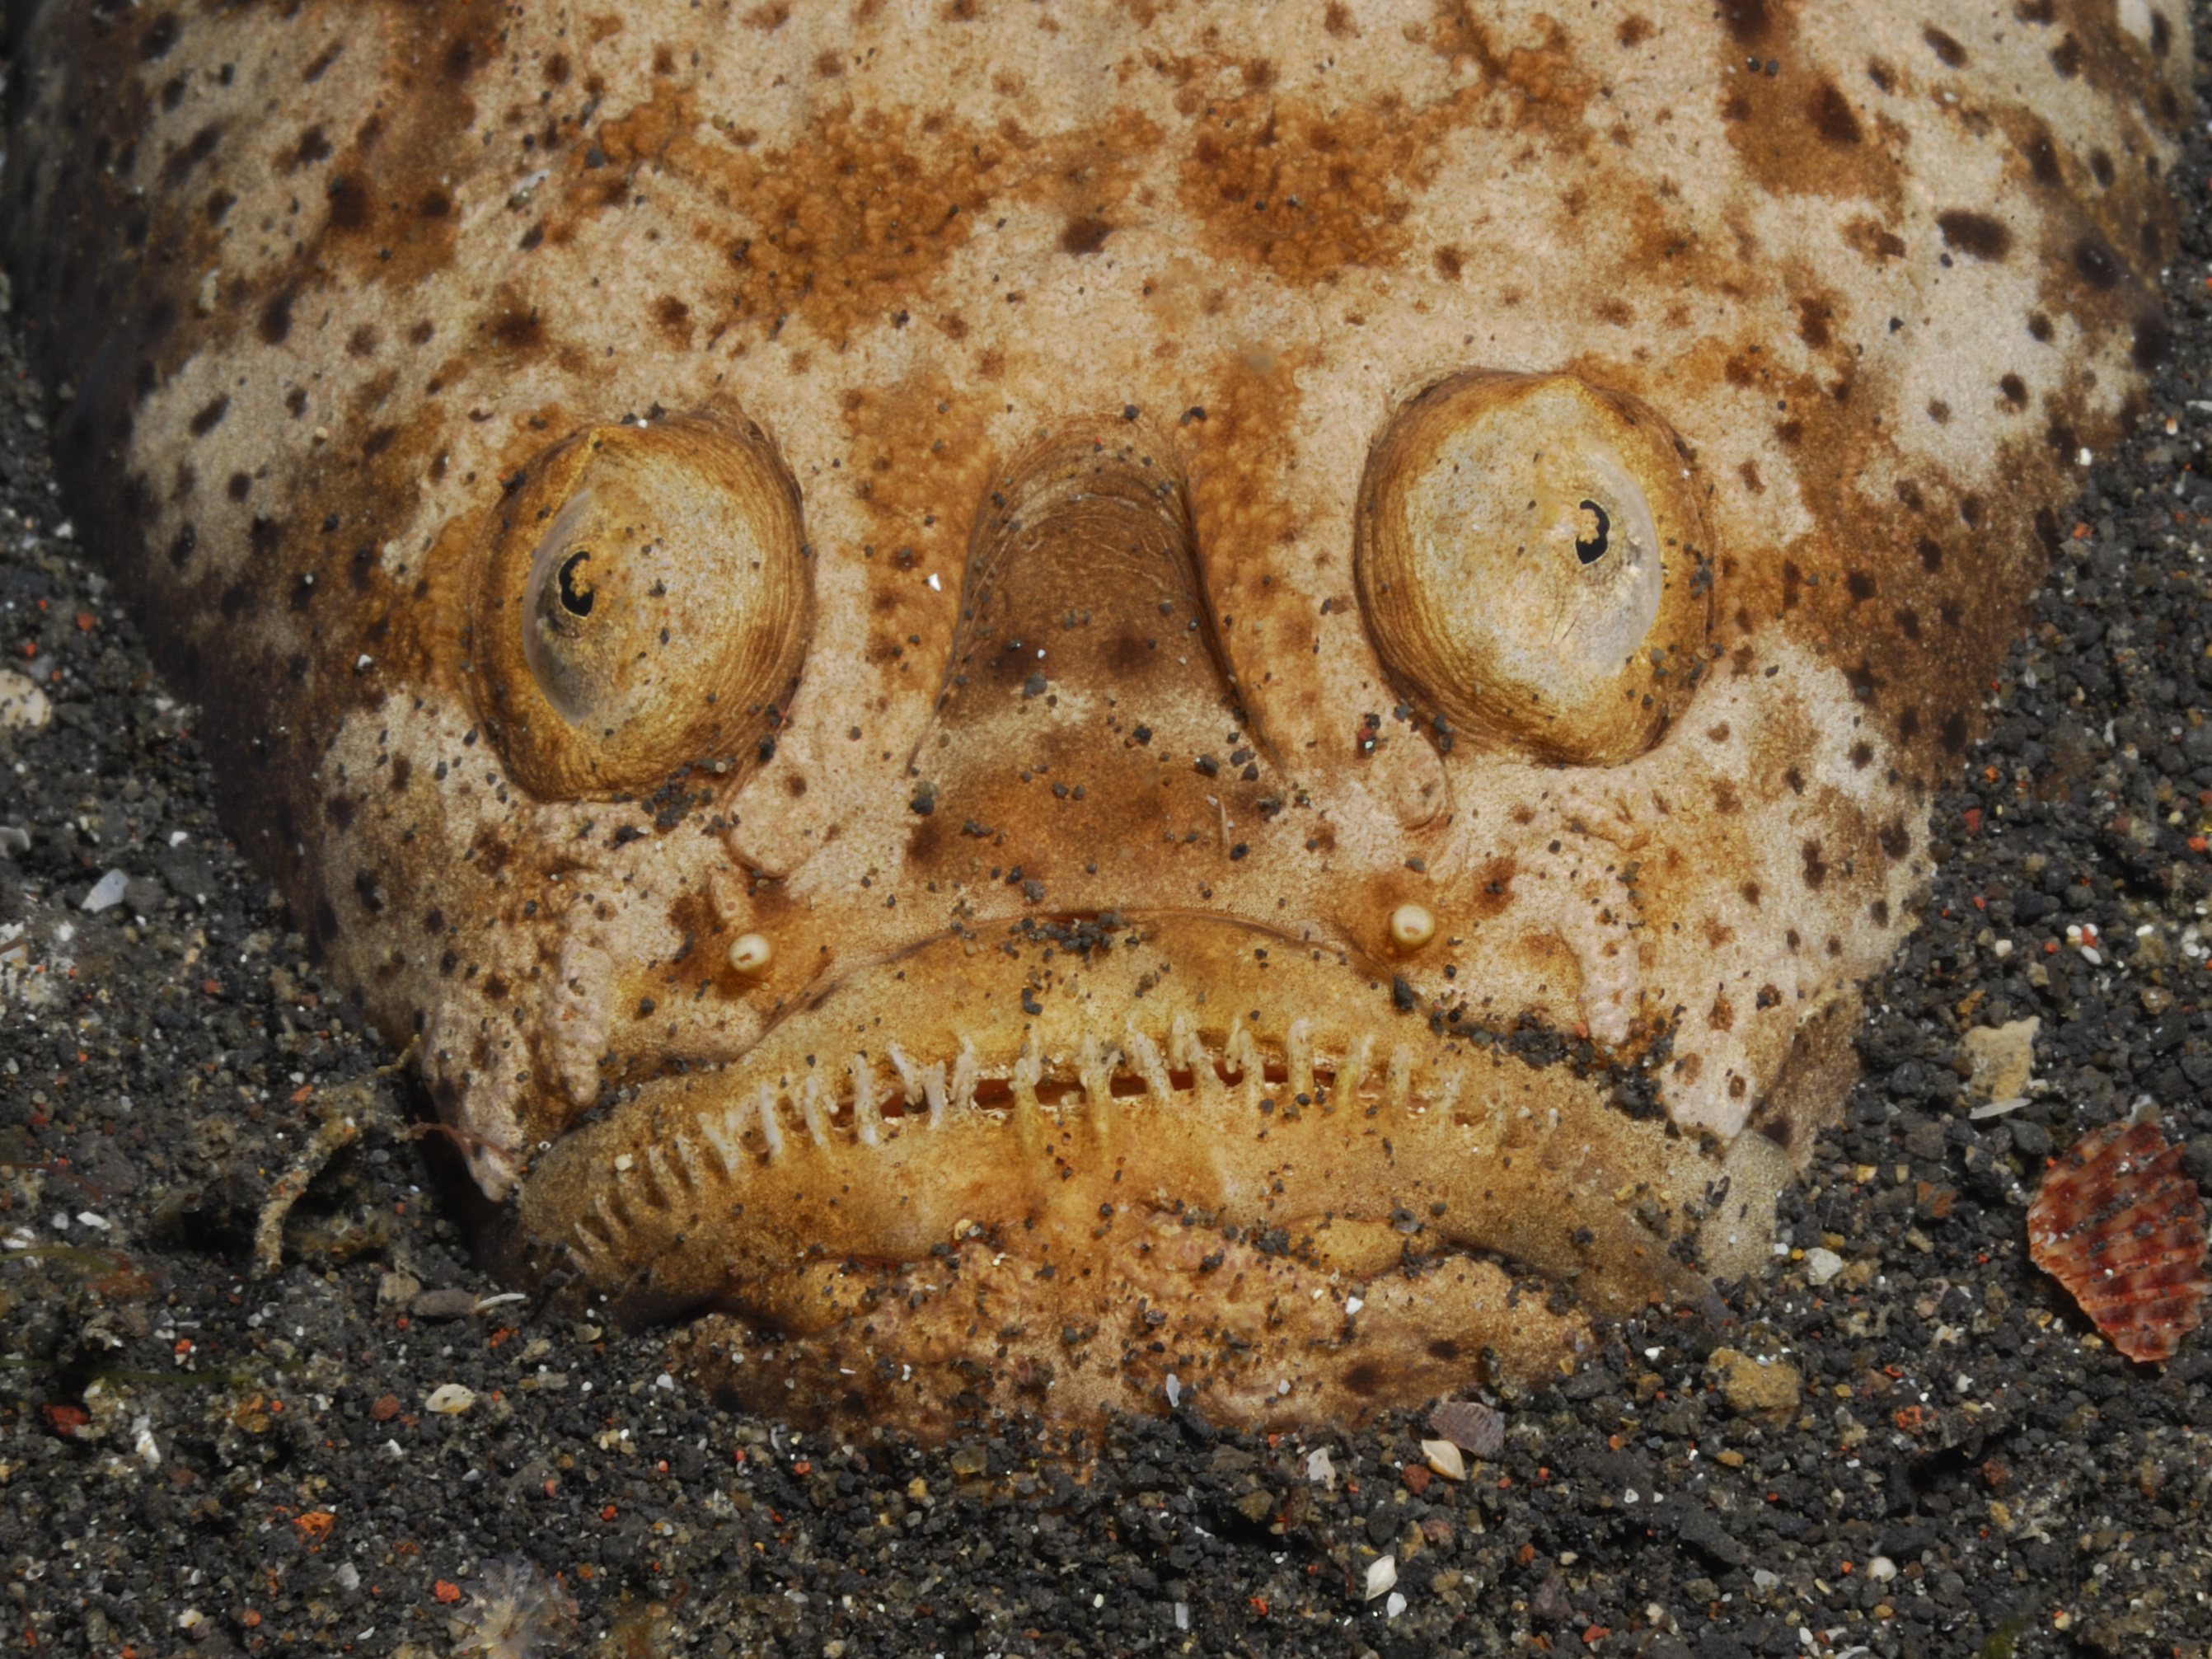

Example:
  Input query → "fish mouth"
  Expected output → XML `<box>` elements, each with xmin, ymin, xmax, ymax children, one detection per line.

<box><xmin>513</xmin><ymin>911</ymin><xmax>1727</xmax><ymax>1427</ymax></box>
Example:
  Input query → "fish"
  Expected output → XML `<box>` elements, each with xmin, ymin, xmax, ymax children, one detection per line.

<box><xmin>4</xmin><ymin>0</ymin><xmax>2191</xmax><ymax>1432</ymax></box>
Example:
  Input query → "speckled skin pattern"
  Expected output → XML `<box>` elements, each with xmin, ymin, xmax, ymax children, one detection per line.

<box><xmin>5</xmin><ymin>1</ymin><xmax>2192</xmax><ymax>1432</ymax></box>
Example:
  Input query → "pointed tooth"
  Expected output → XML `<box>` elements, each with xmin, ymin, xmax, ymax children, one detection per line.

<box><xmin>1385</xmin><ymin>1046</ymin><xmax>1414</xmax><ymax>1115</ymax></box>
<box><xmin>1171</xmin><ymin>1011</ymin><xmax>1225</xmax><ymax>1108</ymax></box>
<box><xmin>1123</xmin><ymin>1022</ymin><xmax>1173</xmax><ymax>1104</ymax></box>
<box><xmin>800</xmin><ymin>1073</ymin><xmax>832</xmax><ymax>1147</ymax></box>
<box><xmin>701</xmin><ymin>1098</ymin><xmax>752</xmax><ymax>1175</ymax></box>
<box><xmin>891</xmin><ymin>1043</ymin><xmax>950</xmax><ymax>1127</ymax></box>
<box><xmin>1286</xmin><ymin>1018</ymin><xmax>1315</xmax><ymax>1103</ymax></box>
<box><xmin>852</xmin><ymin>1053</ymin><xmax>882</xmax><ymax>1147</ymax></box>
<box><xmin>949</xmin><ymin>1038</ymin><xmax>980</xmax><ymax>1114</ymax></box>
<box><xmin>1077</xmin><ymin>1033</ymin><xmax>1118</xmax><ymax>1139</ymax></box>
<box><xmin>672</xmin><ymin>1134</ymin><xmax>709</xmax><ymax>1190</ymax></box>
<box><xmin>570</xmin><ymin>1218</ymin><xmax>605</xmax><ymax>1259</ymax></box>
<box><xmin>1226</xmin><ymin>1024</ymin><xmax>1264</xmax><ymax>1111</ymax></box>
<box><xmin>1436</xmin><ymin>1067</ymin><xmax>1465</xmax><ymax>1121</ymax></box>
<box><xmin>1343</xmin><ymin>1032</ymin><xmax>1376</xmax><ymax>1109</ymax></box>
<box><xmin>591</xmin><ymin>1192</ymin><xmax>626</xmax><ymax>1241</ymax></box>
<box><xmin>644</xmin><ymin>1143</ymin><xmax>678</xmax><ymax>1199</ymax></box>
<box><xmin>757</xmin><ymin>1082</ymin><xmax>786</xmax><ymax>1161</ymax></box>
<box><xmin>1012</xmin><ymin>1038</ymin><xmax>1044</xmax><ymax>1117</ymax></box>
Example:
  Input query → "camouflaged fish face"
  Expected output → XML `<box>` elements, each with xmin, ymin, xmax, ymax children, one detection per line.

<box><xmin>8</xmin><ymin>0</ymin><xmax>2189</xmax><ymax>1432</ymax></box>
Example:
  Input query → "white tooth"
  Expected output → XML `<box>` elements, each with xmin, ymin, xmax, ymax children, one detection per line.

<box><xmin>1012</xmin><ymin>1038</ymin><xmax>1044</xmax><ymax>1118</ymax></box>
<box><xmin>1286</xmin><ymin>1018</ymin><xmax>1315</xmax><ymax>1103</ymax></box>
<box><xmin>1385</xmin><ymin>1046</ymin><xmax>1413</xmax><ymax>1116</ymax></box>
<box><xmin>701</xmin><ymin>1101</ymin><xmax>751</xmax><ymax>1175</ymax></box>
<box><xmin>1123</xmin><ymin>1022</ymin><xmax>1173</xmax><ymax>1104</ymax></box>
<box><xmin>1077</xmin><ymin>1034</ymin><xmax>1117</xmax><ymax>1136</ymax></box>
<box><xmin>1226</xmin><ymin>1023</ymin><xmax>1264</xmax><ymax>1111</ymax></box>
<box><xmin>1343</xmin><ymin>1032</ymin><xmax>1376</xmax><ymax>1108</ymax></box>
<box><xmin>672</xmin><ymin>1134</ymin><xmax>709</xmax><ymax>1190</ymax></box>
<box><xmin>591</xmin><ymin>1193</ymin><xmax>626</xmax><ymax>1242</ymax></box>
<box><xmin>887</xmin><ymin>1043</ymin><xmax>950</xmax><ymax>1128</ymax></box>
<box><xmin>644</xmin><ymin>1143</ymin><xmax>677</xmax><ymax>1198</ymax></box>
<box><xmin>569</xmin><ymin>1220</ymin><xmax>610</xmax><ymax>1265</ymax></box>
<box><xmin>1436</xmin><ymin>1068</ymin><xmax>1465</xmax><ymax>1121</ymax></box>
<box><xmin>801</xmin><ymin>1073</ymin><xmax>832</xmax><ymax>1147</ymax></box>
<box><xmin>1171</xmin><ymin>1011</ymin><xmax>1225</xmax><ymax>1108</ymax></box>
<box><xmin>949</xmin><ymin>1037</ymin><xmax>980</xmax><ymax>1114</ymax></box>
<box><xmin>852</xmin><ymin>1053</ymin><xmax>882</xmax><ymax>1147</ymax></box>
<box><xmin>757</xmin><ymin>1083</ymin><xmax>786</xmax><ymax>1161</ymax></box>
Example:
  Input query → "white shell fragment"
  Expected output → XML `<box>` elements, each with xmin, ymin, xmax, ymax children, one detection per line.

<box><xmin>424</xmin><ymin>1383</ymin><xmax>477</xmax><ymax>1415</ymax></box>
<box><xmin>0</xmin><ymin>668</ymin><xmax>50</xmax><ymax>732</ymax></box>
<box><xmin>80</xmin><ymin>869</ymin><xmax>129</xmax><ymax>914</ymax></box>
<box><xmin>1365</xmin><ymin>1555</ymin><xmax>1398</xmax><ymax>1601</ymax></box>
<box><xmin>1421</xmin><ymin>1439</ymin><xmax>1466</xmax><ymax>1482</ymax></box>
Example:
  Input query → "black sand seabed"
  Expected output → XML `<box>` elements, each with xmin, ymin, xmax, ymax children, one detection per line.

<box><xmin>3</xmin><ymin>31</ymin><xmax>2212</xmax><ymax>1659</ymax></box>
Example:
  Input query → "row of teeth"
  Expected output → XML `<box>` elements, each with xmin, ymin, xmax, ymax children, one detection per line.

<box><xmin>566</xmin><ymin>1015</ymin><xmax>1535</xmax><ymax>1266</ymax></box>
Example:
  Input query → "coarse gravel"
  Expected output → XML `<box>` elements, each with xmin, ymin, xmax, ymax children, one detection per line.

<box><xmin>3</xmin><ymin>32</ymin><xmax>2212</xmax><ymax>1659</ymax></box>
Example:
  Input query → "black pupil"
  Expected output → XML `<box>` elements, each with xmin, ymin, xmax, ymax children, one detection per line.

<box><xmin>556</xmin><ymin>550</ymin><xmax>594</xmax><ymax>616</ymax></box>
<box><xmin>1573</xmin><ymin>500</ymin><xmax>1610</xmax><ymax>565</ymax></box>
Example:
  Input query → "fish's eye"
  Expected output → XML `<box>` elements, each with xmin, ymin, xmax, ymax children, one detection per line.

<box><xmin>473</xmin><ymin>411</ymin><xmax>810</xmax><ymax>798</ymax></box>
<box><xmin>1355</xmin><ymin>372</ymin><xmax>1713</xmax><ymax>766</ymax></box>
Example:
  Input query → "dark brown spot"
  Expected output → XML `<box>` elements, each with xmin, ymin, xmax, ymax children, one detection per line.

<box><xmin>1999</xmin><ymin>373</ymin><xmax>2027</xmax><ymax>408</ymax></box>
<box><xmin>1895</xmin><ymin>607</ymin><xmax>1922</xmax><ymax>641</ymax></box>
<box><xmin>2050</xmin><ymin>35</ymin><xmax>2081</xmax><ymax>77</ymax></box>
<box><xmin>258</xmin><ymin>288</ymin><xmax>297</xmax><ymax>345</ymax></box>
<box><xmin>1922</xmin><ymin>26</ymin><xmax>1966</xmax><ymax>67</ymax></box>
<box><xmin>1936</xmin><ymin>210</ymin><xmax>2011</xmax><ymax>261</ymax></box>
<box><xmin>1432</xmin><ymin>245</ymin><xmax>1464</xmax><ymax>280</ymax></box>
<box><xmin>1059</xmin><ymin>216</ymin><xmax>1111</xmax><ymax>255</ymax></box>
<box><xmin>1870</xmin><ymin>898</ymin><xmax>1891</xmax><ymax>927</ymax></box>
<box><xmin>2073</xmin><ymin>234</ymin><xmax>2122</xmax><ymax>290</ymax></box>
<box><xmin>1800</xmin><ymin>841</ymin><xmax>1828</xmax><ymax>890</ymax></box>
<box><xmin>188</xmin><ymin>396</ymin><xmax>230</xmax><ymax>438</ymax></box>
<box><xmin>1844</xmin><ymin>570</ymin><xmax>1875</xmax><ymax>602</ymax></box>
<box><xmin>2018</xmin><ymin>126</ymin><xmax>2064</xmax><ymax>189</ymax></box>
<box><xmin>2027</xmin><ymin>312</ymin><xmax>2054</xmax><ymax>343</ymax></box>
<box><xmin>1809</xmin><ymin>83</ymin><xmax>1861</xmax><ymax>146</ymax></box>
<box><xmin>1878</xmin><ymin>818</ymin><xmax>1910</xmax><ymax>859</ymax></box>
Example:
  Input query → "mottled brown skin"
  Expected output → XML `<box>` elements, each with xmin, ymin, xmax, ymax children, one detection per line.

<box><xmin>5</xmin><ymin>0</ymin><xmax>2191</xmax><ymax>1434</ymax></box>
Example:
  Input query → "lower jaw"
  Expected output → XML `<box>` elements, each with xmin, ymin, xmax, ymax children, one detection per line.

<box><xmin>513</xmin><ymin>913</ymin><xmax>1744</xmax><ymax>1424</ymax></box>
<box><xmin>665</xmin><ymin>1215</ymin><xmax>1604</xmax><ymax>1439</ymax></box>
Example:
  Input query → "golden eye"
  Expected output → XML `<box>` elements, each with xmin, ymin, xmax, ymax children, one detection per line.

<box><xmin>471</xmin><ymin>411</ymin><xmax>810</xmax><ymax>798</ymax></box>
<box><xmin>1355</xmin><ymin>373</ymin><xmax>1713</xmax><ymax>766</ymax></box>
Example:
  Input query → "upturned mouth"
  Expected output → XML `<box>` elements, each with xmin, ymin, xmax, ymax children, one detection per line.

<box><xmin>513</xmin><ymin>911</ymin><xmax>1724</xmax><ymax>1422</ymax></box>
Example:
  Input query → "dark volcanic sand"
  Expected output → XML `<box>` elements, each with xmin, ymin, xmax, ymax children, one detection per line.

<box><xmin>3</xmin><ymin>35</ymin><xmax>2212</xmax><ymax>1659</ymax></box>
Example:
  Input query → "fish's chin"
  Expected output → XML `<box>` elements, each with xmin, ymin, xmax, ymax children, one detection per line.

<box><xmin>509</xmin><ymin>912</ymin><xmax>1769</xmax><ymax>1431</ymax></box>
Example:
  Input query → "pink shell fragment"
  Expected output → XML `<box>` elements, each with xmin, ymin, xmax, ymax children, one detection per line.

<box><xmin>2027</xmin><ymin>1121</ymin><xmax>2208</xmax><ymax>1363</ymax></box>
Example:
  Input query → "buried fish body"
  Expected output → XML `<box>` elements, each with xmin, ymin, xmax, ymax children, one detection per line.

<box><xmin>4</xmin><ymin>2</ymin><xmax>2191</xmax><ymax>1429</ymax></box>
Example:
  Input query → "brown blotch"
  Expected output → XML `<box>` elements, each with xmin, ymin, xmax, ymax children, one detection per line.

<box><xmin>1999</xmin><ymin>373</ymin><xmax>2028</xmax><ymax>409</ymax></box>
<box><xmin>1922</xmin><ymin>26</ymin><xmax>1967</xmax><ymax>68</ymax></box>
<box><xmin>1060</xmin><ymin>216</ymin><xmax>1111</xmax><ymax>256</ymax></box>
<box><xmin>1800</xmin><ymin>841</ymin><xmax>1828</xmax><ymax>890</ymax></box>
<box><xmin>1936</xmin><ymin>210</ymin><xmax>2012</xmax><ymax>261</ymax></box>
<box><xmin>652</xmin><ymin>294</ymin><xmax>695</xmax><ymax>347</ymax></box>
<box><xmin>1617</xmin><ymin>16</ymin><xmax>1654</xmax><ymax>48</ymax></box>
